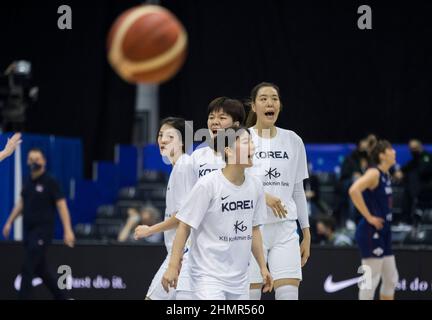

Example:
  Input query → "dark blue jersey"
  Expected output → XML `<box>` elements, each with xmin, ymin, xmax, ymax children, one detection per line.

<box><xmin>356</xmin><ymin>168</ymin><xmax>393</xmax><ymax>258</ymax></box>
<box><xmin>362</xmin><ymin>168</ymin><xmax>392</xmax><ymax>222</ymax></box>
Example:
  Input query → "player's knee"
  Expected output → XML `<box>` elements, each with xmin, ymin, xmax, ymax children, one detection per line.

<box><xmin>275</xmin><ymin>284</ymin><xmax>298</xmax><ymax>300</ymax></box>
<box><xmin>358</xmin><ymin>267</ymin><xmax>382</xmax><ymax>300</ymax></box>
<box><xmin>380</xmin><ymin>267</ymin><xmax>399</xmax><ymax>296</ymax></box>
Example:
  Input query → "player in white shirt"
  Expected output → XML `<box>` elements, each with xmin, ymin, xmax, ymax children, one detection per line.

<box><xmin>134</xmin><ymin>117</ymin><xmax>193</xmax><ymax>300</ymax></box>
<box><xmin>134</xmin><ymin>98</ymin><xmax>246</xmax><ymax>300</ymax></box>
<box><xmin>162</xmin><ymin>126</ymin><xmax>273</xmax><ymax>300</ymax></box>
<box><xmin>189</xmin><ymin>97</ymin><xmax>246</xmax><ymax>183</ymax></box>
<box><xmin>246</xmin><ymin>82</ymin><xmax>311</xmax><ymax>300</ymax></box>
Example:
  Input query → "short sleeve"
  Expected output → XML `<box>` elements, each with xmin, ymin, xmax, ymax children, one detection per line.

<box><xmin>172</xmin><ymin>159</ymin><xmax>195</xmax><ymax>211</ymax></box>
<box><xmin>176</xmin><ymin>181</ymin><xmax>212</xmax><ymax>230</ymax></box>
<box><xmin>51</xmin><ymin>178</ymin><xmax>65</xmax><ymax>202</ymax></box>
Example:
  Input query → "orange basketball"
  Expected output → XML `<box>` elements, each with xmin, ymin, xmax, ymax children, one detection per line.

<box><xmin>107</xmin><ymin>5</ymin><xmax>187</xmax><ymax>84</ymax></box>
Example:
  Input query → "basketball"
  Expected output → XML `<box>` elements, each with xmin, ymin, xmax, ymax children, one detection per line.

<box><xmin>107</xmin><ymin>5</ymin><xmax>188</xmax><ymax>84</ymax></box>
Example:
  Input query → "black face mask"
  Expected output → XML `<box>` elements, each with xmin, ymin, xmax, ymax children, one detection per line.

<box><xmin>29</xmin><ymin>163</ymin><xmax>42</xmax><ymax>172</ymax></box>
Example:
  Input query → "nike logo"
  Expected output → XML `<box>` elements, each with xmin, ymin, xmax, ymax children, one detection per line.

<box><xmin>221</xmin><ymin>195</ymin><xmax>229</xmax><ymax>201</ymax></box>
<box><xmin>14</xmin><ymin>274</ymin><xmax>43</xmax><ymax>290</ymax></box>
<box><xmin>323</xmin><ymin>275</ymin><xmax>362</xmax><ymax>293</ymax></box>
<box><xmin>199</xmin><ymin>163</ymin><xmax>207</xmax><ymax>168</ymax></box>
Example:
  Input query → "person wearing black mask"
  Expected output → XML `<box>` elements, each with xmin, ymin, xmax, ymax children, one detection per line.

<box><xmin>397</xmin><ymin>139</ymin><xmax>432</xmax><ymax>222</ymax></box>
<box><xmin>2</xmin><ymin>147</ymin><xmax>75</xmax><ymax>299</ymax></box>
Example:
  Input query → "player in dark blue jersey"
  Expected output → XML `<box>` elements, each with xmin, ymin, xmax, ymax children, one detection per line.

<box><xmin>349</xmin><ymin>139</ymin><xmax>399</xmax><ymax>300</ymax></box>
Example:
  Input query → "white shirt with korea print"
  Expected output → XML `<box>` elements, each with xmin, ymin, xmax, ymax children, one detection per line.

<box><xmin>189</xmin><ymin>145</ymin><xmax>225</xmax><ymax>185</ymax></box>
<box><xmin>247</xmin><ymin>127</ymin><xmax>309</xmax><ymax>225</ymax></box>
<box><xmin>176</xmin><ymin>169</ymin><xmax>267</xmax><ymax>294</ymax></box>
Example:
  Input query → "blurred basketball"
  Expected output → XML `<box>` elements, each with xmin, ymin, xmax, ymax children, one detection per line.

<box><xmin>107</xmin><ymin>5</ymin><xmax>187</xmax><ymax>84</ymax></box>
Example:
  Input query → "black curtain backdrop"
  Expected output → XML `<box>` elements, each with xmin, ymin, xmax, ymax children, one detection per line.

<box><xmin>1</xmin><ymin>0</ymin><xmax>431</xmax><ymax>176</ymax></box>
<box><xmin>160</xmin><ymin>0</ymin><xmax>432</xmax><ymax>144</ymax></box>
<box><xmin>0</xmin><ymin>0</ymin><xmax>139</xmax><ymax>176</ymax></box>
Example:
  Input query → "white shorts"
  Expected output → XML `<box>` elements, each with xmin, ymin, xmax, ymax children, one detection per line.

<box><xmin>249</xmin><ymin>220</ymin><xmax>302</xmax><ymax>283</ymax></box>
<box><xmin>146</xmin><ymin>255</ymin><xmax>175</xmax><ymax>300</ymax></box>
<box><xmin>146</xmin><ymin>253</ymin><xmax>192</xmax><ymax>300</ymax></box>
<box><xmin>176</xmin><ymin>288</ymin><xmax>249</xmax><ymax>300</ymax></box>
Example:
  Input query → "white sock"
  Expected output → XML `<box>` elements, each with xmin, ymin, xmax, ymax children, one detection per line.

<box><xmin>275</xmin><ymin>285</ymin><xmax>298</xmax><ymax>300</ymax></box>
<box><xmin>249</xmin><ymin>289</ymin><xmax>262</xmax><ymax>300</ymax></box>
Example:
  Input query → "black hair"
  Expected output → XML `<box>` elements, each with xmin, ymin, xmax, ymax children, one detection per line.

<box><xmin>368</xmin><ymin>139</ymin><xmax>392</xmax><ymax>165</ymax></box>
<box><xmin>207</xmin><ymin>97</ymin><xmax>246</xmax><ymax>125</ymax></box>
<box><xmin>158</xmin><ymin>117</ymin><xmax>192</xmax><ymax>153</ymax></box>
<box><xmin>245</xmin><ymin>82</ymin><xmax>283</xmax><ymax>128</ymax></box>
<box><xmin>210</xmin><ymin>125</ymin><xmax>250</xmax><ymax>163</ymax></box>
<box><xmin>28</xmin><ymin>147</ymin><xmax>46</xmax><ymax>159</ymax></box>
<box><xmin>317</xmin><ymin>215</ymin><xmax>336</xmax><ymax>232</ymax></box>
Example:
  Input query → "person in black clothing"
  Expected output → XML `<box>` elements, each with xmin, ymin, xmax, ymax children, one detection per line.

<box><xmin>396</xmin><ymin>139</ymin><xmax>432</xmax><ymax>222</ymax></box>
<box><xmin>337</xmin><ymin>134</ymin><xmax>376</xmax><ymax>226</ymax></box>
<box><xmin>304</xmin><ymin>162</ymin><xmax>331</xmax><ymax>216</ymax></box>
<box><xmin>2</xmin><ymin>147</ymin><xmax>75</xmax><ymax>299</ymax></box>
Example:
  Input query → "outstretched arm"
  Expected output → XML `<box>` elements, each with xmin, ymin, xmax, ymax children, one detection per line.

<box><xmin>0</xmin><ymin>133</ymin><xmax>22</xmax><ymax>162</ymax></box>
<box><xmin>134</xmin><ymin>213</ymin><xmax>179</xmax><ymax>240</ymax></box>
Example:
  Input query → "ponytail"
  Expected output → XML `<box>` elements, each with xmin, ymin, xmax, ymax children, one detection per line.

<box><xmin>368</xmin><ymin>139</ymin><xmax>392</xmax><ymax>165</ymax></box>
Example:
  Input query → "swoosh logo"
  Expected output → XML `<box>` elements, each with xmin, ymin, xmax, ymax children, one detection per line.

<box><xmin>199</xmin><ymin>163</ymin><xmax>207</xmax><ymax>168</ymax></box>
<box><xmin>323</xmin><ymin>275</ymin><xmax>362</xmax><ymax>293</ymax></box>
<box><xmin>14</xmin><ymin>274</ymin><xmax>43</xmax><ymax>291</ymax></box>
<box><xmin>221</xmin><ymin>195</ymin><xmax>229</xmax><ymax>201</ymax></box>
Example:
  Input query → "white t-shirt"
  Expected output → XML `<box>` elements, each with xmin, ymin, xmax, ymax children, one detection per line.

<box><xmin>189</xmin><ymin>146</ymin><xmax>225</xmax><ymax>185</ymax></box>
<box><xmin>247</xmin><ymin>127</ymin><xmax>309</xmax><ymax>225</ymax></box>
<box><xmin>164</xmin><ymin>153</ymin><xmax>193</xmax><ymax>253</ymax></box>
<box><xmin>176</xmin><ymin>169</ymin><xmax>267</xmax><ymax>294</ymax></box>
